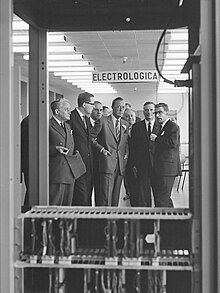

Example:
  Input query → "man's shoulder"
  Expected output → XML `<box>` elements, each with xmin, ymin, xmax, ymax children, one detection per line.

<box><xmin>70</xmin><ymin>108</ymin><xmax>77</xmax><ymax>118</ymax></box>
<box><xmin>121</xmin><ymin>118</ymin><xmax>129</xmax><ymax>127</ymax></box>
<box><xmin>132</xmin><ymin>119</ymin><xmax>144</xmax><ymax>130</ymax></box>
<box><xmin>49</xmin><ymin>116</ymin><xmax>55</xmax><ymax>126</ymax></box>
<box><xmin>166</xmin><ymin>119</ymin><xmax>180</xmax><ymax>130</ymax></box>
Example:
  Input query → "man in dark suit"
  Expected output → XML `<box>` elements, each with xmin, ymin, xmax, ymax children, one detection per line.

<box><xmin>92</xmin><ymin>97</ymin><xmax>129</xmax><ymax>206</ymax></box>
<box><xmin>150</xmin><ymin>102</ymin><xmax>182</xmax><ymax>207</ymax></box>
<box><xmin>129</xmin><ymin>101</ymin><xmax>161</xmax><ymax>207</ymax></box>
<box><xmin>90</xmin><ymin>101</ymin><xmax>103</xmax><ymax>206</ymax></box>
<box><xmin>68</xmin><ymin>92</ymin><xmax>94</xmax><ymax>206</ymax></box>
<box><xmin>49</xmin><ymin>98</ymin><xmax>86</xmax><ymax>205</ymax></box>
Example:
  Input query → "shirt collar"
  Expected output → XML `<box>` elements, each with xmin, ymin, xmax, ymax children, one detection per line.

<box><xmin>111</xmin><ymin>114</ymin><xmax>121</xmax><ymax>126</ymax></box>
<box><xmin>53</xmin><ymin>115</ymin><xmax>62</xmax><ymax>126</ymax></box>
<box><xmin>76</xmin><ymin>107</ymin><xmax>85</xmax><ymax>120</ymax></box>
<box><xmin>161</xmin><ymin>118</ymin><xmax>169</xmax><ymax>129</ymax></box>
<box><xmin>90</xmin><ymin>117</ymin><xmax>95</xmax><ymax>126</ymax></box>
<box><xmin>144</xmin><ymin>119</ymin><xmax>155</xmax><ymax>128</ymax></box>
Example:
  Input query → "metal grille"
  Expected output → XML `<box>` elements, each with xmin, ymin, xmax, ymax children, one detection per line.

<box><xmin>19</xmin><ymin>206</ymin><xmax>192</xmax><ymax>220</ymax></box>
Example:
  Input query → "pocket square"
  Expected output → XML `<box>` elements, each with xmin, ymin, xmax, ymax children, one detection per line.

<box><xmin>122</xmin><ymin>124</ymin><xmax>127</xmax><ymax>130</ymax></box>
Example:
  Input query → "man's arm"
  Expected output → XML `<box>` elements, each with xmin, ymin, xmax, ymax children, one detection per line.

<box><xmin>91</xmin><ymin>118</ymin><xmax>111</xmax><ymax>156</ymax></box>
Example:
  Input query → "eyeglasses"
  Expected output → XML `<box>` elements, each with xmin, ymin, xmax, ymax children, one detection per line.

<box><xmin>85</xmin><ymin>102</ymin><xmax>95</xmax><ymax>106</ymax></box>
<box><xmin>154</xmin><ymin>110</ymin><xmax>165</xmax><ymax>115</ymax></box>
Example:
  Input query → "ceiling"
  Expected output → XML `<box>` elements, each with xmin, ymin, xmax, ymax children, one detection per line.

<box><xmin>14</xmin><ymin>0</ymin><xmax>199</xmax><ymax>31</ymax></box>
<box><xmin>13</xmin><ymin>0</ymin><xmax>200</xmax><ymax>97</ymax></box>
<box><xmin>63</xmin><ymin>30</ymin><xmax>167</xmax><ymax>94</ymax></box>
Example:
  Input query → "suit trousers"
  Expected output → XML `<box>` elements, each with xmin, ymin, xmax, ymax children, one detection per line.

<box><xmin>73</xmin><ymin>170</ymin><xmax>93</xmax><ymax>206</ymax></box>
<box><xmin>136</xmin><ymin>171</ymin><xmax>152</xmax><ymax>207</ymax></box>
<box><xmin>49</xmin><ymin>183</ymin><xmax>75</xmax><ymax>205</ymax></box>
<box><xmin>153</xmin><ymin>176</ymin><xmax>175</xmax><ymax>207</ymax></box>
<box><xmin>99</xmin><ymin>162</ymin><xmax>123</xmax><ymax>206</ymax></box>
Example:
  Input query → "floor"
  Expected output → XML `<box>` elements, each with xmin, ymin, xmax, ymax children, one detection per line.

<box><xmin>119</xmin><ymin>173</ymin><xmax>189</xmax><ymax>208</ymax></box>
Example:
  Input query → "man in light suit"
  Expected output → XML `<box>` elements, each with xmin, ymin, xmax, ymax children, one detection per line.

<box><xmin>92</xmin><ymin>97</ymin><xmax>129</xmax><ymax>206</ymax></box>
<box><xmin>150</xmin><ymin>102</ymin><xmax>182</xmax><ymax>207</ymax></box>
<box><xmin>68</xmin><ymin>92</ymin><xmax>94</xmax><ymax>206</ymax></box>
<box><xmin>49</xmin><ymin>99</ymin><xmax>86</xmax><ymax>205</ymax></box>
<box><xmin>129</xmin><ymin>102</ymin><xmax>161</xmax><ymax>207</ymax></box>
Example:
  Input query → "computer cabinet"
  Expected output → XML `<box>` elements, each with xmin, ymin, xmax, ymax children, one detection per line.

<box><xmin>15</xmin><ymin>207</ymin><xmax>192</xmax><ymax>292</ymax></box>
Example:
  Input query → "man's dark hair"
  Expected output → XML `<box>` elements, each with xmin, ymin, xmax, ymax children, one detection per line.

<box><xmin>125</xmin><ymin>102</ymin><xmax>131</xmax><ymax>108</ymax></box>
<box><xmin>143</xmin><ymin>101</ymin><xmax>155</xmax><ymax>107</ymax></box>
<box><xmin>78</xmin><ymin>92</ymin><xmax>94</xmax><ymax>107</ymax></box>
<box><xmin>155</xmin><ymin>102</ymin><xmax>169</xmax><ymax>112</ymax></box>
<box><xmin>111</xmin><ymin>97</ymin><xmax>124</xmax><ymax>108</ymax></box>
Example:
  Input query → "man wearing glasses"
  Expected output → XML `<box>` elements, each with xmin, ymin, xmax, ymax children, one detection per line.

<box><xmin>68</xmin><ymin>92</ymin><xmax>95</xmax><ymax>206</ymax></box>
<box><xmin>150</xmin><ymin>102</ymin><xmax>182</xmax><ymax>207</ymax></box>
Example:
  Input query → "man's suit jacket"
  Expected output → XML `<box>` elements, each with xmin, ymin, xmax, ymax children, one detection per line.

<box><xmin>154</xmin><ymin>119</ymin><xmax>182</xmax><ymax>176</ymax></box>
<box><xmin>92</xmin><ymin>115</ymin><xmax>129</xmax><ymax>175</ymax></box>
<box><xmin>129</xmin><ymin>119</ymin><xmax>161</xmax><ymax>174</ymax></box>
<box><xmin>68</xmin><ymin>109</ymin><xmax>93</xmax><ymax>172</ymax></box>
<box><xmin>49</xmin><ymin>117</ymin><xmax>86</xmax><ymax>183</ymax></box>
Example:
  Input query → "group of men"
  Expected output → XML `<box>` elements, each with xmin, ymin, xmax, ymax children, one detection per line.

<box><xmin>21</xmin><ymin>92</ymin><xmax>181</xmax><ymax>208</ymax></box>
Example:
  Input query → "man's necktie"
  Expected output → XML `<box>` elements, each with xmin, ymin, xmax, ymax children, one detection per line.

<box><xmin>115</xmin><ymin>119</ymin><xmax>120</xmax><ymax>140</ymax></box>
<box><xmin>61</xmin><ymin>122</ymin><xmax>65</xmax><ymax>129</ymax></box>
<box><xmin>148</xmin><ymin>122</ymin><xmax>151</xmax><ymax>137</ymax></box>
<box><xmin>82</xmin><ymin>115</ymin><xmax>87</xmax><ymax>129</ymax></box>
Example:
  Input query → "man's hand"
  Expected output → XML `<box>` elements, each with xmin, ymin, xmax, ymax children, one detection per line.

<box><xmin>56</xmin><ymin>146</ymin><xmax>70</xmax><ymax>155</ymax></box>
<box><xmin>150</xmin><ymin>133</ymin><xmax>157</xmax><ymax>141</ymax></box>
<box><xmin>132</xmin><ymin>166</ymin><xmax>138</xmax><ymax>178</ymax></box>
<box><xmin>101</xmin><ymin>148</ymin><xmax>111</xmax><ymax>156</ymax></box>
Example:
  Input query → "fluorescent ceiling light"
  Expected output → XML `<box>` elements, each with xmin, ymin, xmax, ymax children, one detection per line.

<box><xmin>13</xmin><ymin>21</ymin><xmax>29</xmax><ymax>30</ymax></box>
<box><xmin>171</xmin><ymin>31</ymin><xmax>188</xmax><ymax>41</ymax></box>
<box><xmin>13</xmin><ymin>35</ymin><xmax>65</xmax><ymax>43</ymax></box>
<box><xmin>66</xmin><ymin>76</ymin><xmax>92</xmax><ymax>80</ymax></box>
<box><xmin>13</xmin><ymin>46</ymin><xmax>29</xmax><ymax>53</ymax></box>
<box><xmin>67</xmin><ymin>79</ymin><xmax>92</xmax><ymax>83</ymax></box>
<box><xmin>60</xmin><ymin>76</ymin><xmax>92</xmax><ymax>80</ymax></box>
<box><xmin>49</xmin><ymin>67</ymin><xmax>94</xmax><ymax>72</ymax></box>
<box><xmin>54</xmin><ymin>72</ymin><xmax>92</xmax><ymax>76</ymax></box>
<box><xmin>48</xmin><ymin>54</ymin><xmax>84</xmax><ymax>60</ymax></box>
<box><xmin>23</xmin><ymin>54</ymin><xmax>84</xmax><ymax>61</ymax></box>
<box><xmin>164</xmin><ymin>59</ymin><xmax>186</xmax><ymax>65</ymax></box>
<box><xmin>168</xmin><ymin>44</ymin><xmax>188</xmax><ymax>51</ymax></box>
<box><xmin>162</xmin><ymin>65</ymin><xmax>184</xmax><ymax>71</ymax></box>
<box><xmin>48</xmin><ymin>46</ymin><xmax>75</xmax><ymax>53</ymax></box>
<box><xmin>162</xmin><ymin>69</ymin><xmax>184</xmax><ymax>75</ymax></box>
<box><xmin>166</xmin><ymin>53</ymin><xmax>188</xmax><ymax>59</ymax></box>
<box><xmin>48</xmin><ymin>61</ymin><xmax>90</xmax><ymax>67</ymax></box>
<box><xmin>76</xmin><ymin>83</ymin><xmax>113</xmax><ymax>87</ymax></box>
<box><xmin>48</xmin><ymin>35</ymin><xmax>65</xmax><ymax>42</ymax></box>
<box><xmin>14</xmin><ymin>45</ymin><xmax>76</xmax><ymax>54</ymax></box>
<box><xmin>13</xmin><ymin>35</ymin><xmax>29</xmax><ymax>43</ymax></box>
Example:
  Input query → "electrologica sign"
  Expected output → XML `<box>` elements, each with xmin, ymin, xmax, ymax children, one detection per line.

<box><xmin>92</xmin><ymin>70</ymin><xmax>158</xmax><ymax>83</ymax></box>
